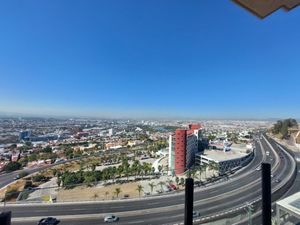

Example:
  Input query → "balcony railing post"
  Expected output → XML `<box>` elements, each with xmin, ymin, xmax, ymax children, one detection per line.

<box><xmin>262</xmin><ymin>163</ymin><xmax>271</xmax><ymax>225</ymax></box>
<box><xmin>185</xmin><ymin>177</ymin><xmax>194</xmax><ymax>225</ymax></box>
<box><xmin>0</xmin><ymin>211</ymin><xmax>11</xmax><ymax>225</ymax></box>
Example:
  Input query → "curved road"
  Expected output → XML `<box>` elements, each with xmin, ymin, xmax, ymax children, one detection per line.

<box><xmin>4</xmin><ymin>134</ymin><xmax>296</xmax><ymax>225</ymax></box>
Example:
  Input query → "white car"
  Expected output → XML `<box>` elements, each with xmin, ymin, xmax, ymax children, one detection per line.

<box><xmin>104</xmin><ymin>215</ymin><xmax>119</xmax><ymax>223</ymax></box>
<box><xmin>193</xmin><ymin>211</ymin><xmax>200</xmax><ymax>218</ymax></box>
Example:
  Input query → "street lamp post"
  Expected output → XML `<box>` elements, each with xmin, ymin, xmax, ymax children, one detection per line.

<box><xmin>245</xmin><ymin>202</ymin><xmax>254</xmax><ymax>225</ymax></box>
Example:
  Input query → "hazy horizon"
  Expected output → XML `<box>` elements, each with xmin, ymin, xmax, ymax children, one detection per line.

<box><xmin>0</xmin><ymin>109</ymin><xmax>297</xmax><ymax>122</ymax></box>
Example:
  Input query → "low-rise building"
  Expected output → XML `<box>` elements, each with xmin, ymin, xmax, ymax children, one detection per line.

<box><xmin>196</xmin><ymin>144</ymin><xmax>254</xmax><ymax>174</ymax></box>
<box><xmin>276</xmin><ymin>191</ymin><xmax>300</xmax><ymax>224</ymax></box>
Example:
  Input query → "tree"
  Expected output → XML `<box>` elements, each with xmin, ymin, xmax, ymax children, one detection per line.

<box><xmin>28</xmin><ymin>153</ymin><xmax>38</xmax><ymax>162</ymax></box>
<box><xmin>84</xmin><ymin>174</ymin><xmax>96</xmax><ymax>186</ymax></box>
<box><xmin>42</xmin><ymin>146</ymin><xmax>52</xmax><ymax>153</ymax></box>
<box><xmin>111</xmin><ymin>166</ymin><xmax>117</xmax><ymax>182</ymax></box>
<box><xmin>114</xmin><ymin>188</ymin><xmax>121</xmax><ymax>198</ymax></box>
<box><xmin>32</xmin><ymin>174</ymin><xmax>46</xmax><ymax>182</ymax></box>
<box><xmin>158</xmin><ymin>165</ymin><xmax>162</xmax><ymax>174</ymax></box>
<box><xmin>91</xmin><ymin>164</ymin><xmax>96</xmax><ymax>172</ymax></box>
<box><xmin>208</xmin><ymin>135</ymin><xmax>216</xmax><ymax>141</ymax></box>
<box><xmin>208</xmin><ymin>162</ymin><xmax>215</xmax><ymax>178</ymax></box>
<box><xmin>158</xmin><ymin>181</ymin><xmax>165</xmax><ymax>191</ymax></box>
<box><xmin>213</xmin><ymin>162</ymin><xmax>219</xmax><ymax>176</ymax></box>
<box><xmin>272</xmin><ymin>118</ymin><xmax>298</xmax><ymax>139</ymax></box>
<box><xmin>117</xmin><ymin>165</ymin><xmax>123</xmax><ymax>179</ymax></box>
<box><xmin>57</xmin><ymin>177</ymin><xmax>61</xmax><ymax>187</ymax></box>
<box><xmin>124</xmin><ymin>166</ymin><xmax>130</xmax><ymax>181</ymax></box>
<box><xmin>202</xmin><ymin>164</ymin><xmax>207</xmax><ymax>179</ymax></box>
<box><xmin>166</xmin><ymin>178</ymin><xmax>173</xmax><ymax>185</ymax></box>
<box><xmin>180</xmin><ymin>177</ymin><xmax>185</xmax><ymax>186</ymax></box>
<box><xmin>5</xmin><ymin>162</ymin><xmax>21</xmax><ymax>172</ymax></box>
<box><xmin>136</xmin><ymin>185</ymin><xmax>144</xmax><ymax>197</ymax></box>
<box><xmin>151</xmin><ymin>167</ymin><xmax>155</xmax><ymax>175</ymax></box>
<box><xmin>18</xmin><ymin>171</ymin><xmax>29</xmax><ymax>178</ymax></box>
<box><xmin>25</xmin><ymin>141</ymin><xmax>32</xmax><ymax>147</ymax></box>
<box><xmin>175</xmin><ymin>177</ymin><xmax>180</xmax><ymax>186</ymax></box>
<box><xmin>93</xmin><ymin>193</ymin><xmax>98</xmax><ymax>201</ymax></box>
<box><xmin>65</xmin><ymin>148</ymin><xmax>74</xmax><ymax>159</ymax></box>
<box><xmin>148</xmin><ymin>182</ymin><xmax>155</xmax><ymax>194</ymax></box>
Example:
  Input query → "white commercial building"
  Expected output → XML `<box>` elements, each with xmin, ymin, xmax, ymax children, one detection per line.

<box><xmin>196</xmin><ymin>144</ymin><xmax>254</xmax><ymax>174</ymax></box>
<box><xmin>276</xmin><ymin>192</ymin><xmax>300</xmax><ymax>225</ymax></box>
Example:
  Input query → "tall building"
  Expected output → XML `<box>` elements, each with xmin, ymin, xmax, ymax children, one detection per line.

<box><xmin>19</xmin><ymin>130</ymin><xmax>31</xmax><ymax>141</ymax></box>
<box><xmin>108</xmin><ymin>128</ymin><xmax>114</xmax><ymax>136</ymax></box>
<box><xmin>168</xmin><ymin>124</ymin><xmax>201</xmax><ymax>175</ymax></box>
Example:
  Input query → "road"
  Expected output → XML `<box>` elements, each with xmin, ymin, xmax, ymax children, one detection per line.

<box><xmin>3</xmin><ymin>134</ymin><xmax>296</xmax><ymax>225</ymax></box>
<box><xmin>235</xmin><ymin>135</ymin><xmax>300</xmax><ymax>225</ymax></box>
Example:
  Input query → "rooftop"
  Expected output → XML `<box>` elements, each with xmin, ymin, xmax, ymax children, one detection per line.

<box><xmin>277</xmin><ymin>192</ymin><xmax>300</xmax><ymax>216</ymax></box>
<box><xmin>199</xmin><ymin>144</ymin><xmax>249</xmax><ymax>162</ymax></box>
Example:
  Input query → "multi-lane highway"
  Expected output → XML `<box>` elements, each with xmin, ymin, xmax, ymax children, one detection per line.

<box><xmin>3</xmin><ymin>134</ymin><xmax>296</xmax><ymax>225</ymax></box>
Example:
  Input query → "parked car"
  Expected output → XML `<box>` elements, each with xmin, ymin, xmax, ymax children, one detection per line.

<box><xmin>104</xmin><ymin>214</ymin><xmax>119</xmax><ymax>223</ymax></box>
<box><xmin>169</xmin><ymin>184</ymin><xmax>177</xmax><ymax>190</ymax></box>
<box><xmin>193</xmin><ymin>211</ymin><xmax>200</xmax><ymax>218</ymax></box>
<box><xmin>38</xmin><ymin>217</ymin><xmax>60</xmax><ymax>225</ymax></box>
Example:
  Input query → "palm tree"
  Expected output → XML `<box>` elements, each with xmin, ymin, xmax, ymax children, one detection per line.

<box><xmin>180</xmin><ymin>177</ymin><xmax>185</xmax><ymax>186</ymax></box>
<box><xmin>148</xmin><ymin>182</ymin><xmax>156</xmax><ymax>194</ymax></box>
<box><xmin>136</xmin><ymin>185</ymin><xmax>144</xmax><ymax>197</ymax></box>
<box><xmin>202</xmin><ymin>164</ymin><xmax>207</xmax><ymax>180</ymax></box>
<box><xmin>111</xmin><ymin>166</ymin><xmax>117</xmax><ymax>183</ymax></box>
<box><xmin>191</xmin><ymin>168</ymin><xmax>197</xmax><ymax>179</ymax></box>
<box><xmin>166</xmin><ymin>178</ymin><xmax>173</xmax><ymax>185</ymax></box>
<box><xmin>114</xmin><ymin>188</ymin><xmax>121</xmax><ymax>198</ymax></box>
<box><xmin>124</xmin><ymin>166</ymin><xmax>130</xmax><ymax>181</ymax></box>
<box><xmin>151</xmin><ymin>167</ymin><xmax>155</xmax><ymax>175</ymax></box>
<box><xmin>158</xmin><ymin>181</ymin><xmax>165</xmax><ymax>191</ymax></box>
<box><xmin>197</xmin><ymin>165</ymin><xmax>202</xmax><ymax>182</ymax></box>
<box><xmin>175</xmin><ymin>176</ymin><xmax>180</xmax><ymax>187</ymax></box>
<box><xmin>207</xmin><ymin>161</ymin><xmax>214</xmax><ymax>179</ymax></box>
<box><xmin>105</xmin><ymin>191</ymin><xmax>109</xmax><ymax>200</ymax></box>
<box><xmin>93</xmin><ymin>193</ymin><xmax>98</xmax><ymax>201</ymax></box>
<box><xmin>158</xmin><ymin>165</ymin><xmax>163</xmax><ymax>174</ymax></box>
<box><xmin>117</xmin><ymin>165</ymin><xmax>123</xmax><ymax>180</ymax></box>
<box><xmin>214</xmin><ymin>162</ymin><xmax>219</xmax><ymax>177</ymax></box>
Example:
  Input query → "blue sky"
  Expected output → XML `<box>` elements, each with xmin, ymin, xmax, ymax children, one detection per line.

<box><xmin>0</xmin><ymin>1</ymin><xmax>300</xmax><ymax>119</ymax></box>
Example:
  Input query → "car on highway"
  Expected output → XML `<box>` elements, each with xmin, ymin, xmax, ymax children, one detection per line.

<box><xmin>275</xmin><ymin>179</ymin><xmax>281</xmax><ymax>183</ymax></box>
<box><xmin>104</xmin><ymin>214</ymin><xmax>119</xmax><ymax>223</ymax></box>
<box><xmin>38</xmin><ymin>217</ymin><xmax>60</xmax><ymax>225</ymax></box>
<box><xmin>169</xmin><ymin>184</ymin><xmax>177</xmax><ymax>190</ymax></box>
<box><xmin>256</xmin><ymin>166</ymin><xmax>261</xmax><ymax>171</ymax></box>
<box><xmin>193</xmin><ymin>211</ymin><xmax>201</xmax><ymax>218</ymax></box>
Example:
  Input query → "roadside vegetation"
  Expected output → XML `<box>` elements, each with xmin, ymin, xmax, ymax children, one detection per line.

<box><xmin>271</xmin><ymin>118</ymin><xmax>298</xmax><ymax>139</ymax></box>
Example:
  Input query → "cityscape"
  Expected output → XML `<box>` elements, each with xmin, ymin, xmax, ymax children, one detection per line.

<box><xmin>1</xmin><ymin>1</ymin><xmax>300</xmax><ymax>225</ymax></box>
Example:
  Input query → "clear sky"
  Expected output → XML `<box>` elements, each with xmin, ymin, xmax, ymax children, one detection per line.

<box><xmin>0</xmin><ymin>1</ymin><xmax>300</xmax><ymax>119</ymax></box>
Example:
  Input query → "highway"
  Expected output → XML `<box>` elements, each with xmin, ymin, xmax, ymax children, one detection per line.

<box><xmin>3</xmin><ymin>134</ymin><xmax>296</xmax><ymax>225</ymax></box>
<box><xmin>235</xmin><ymin>136</ymin><xmax>300</xmax><ymax>225</ymax></box>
